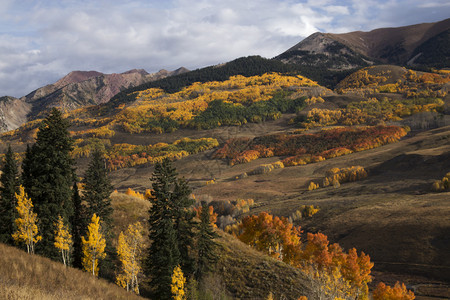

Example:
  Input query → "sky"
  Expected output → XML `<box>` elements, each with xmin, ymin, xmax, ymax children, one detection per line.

<box><xmin>1</xmin><ymin>0</ymin><xmax>449</xmax><ymax>98</ymax></box>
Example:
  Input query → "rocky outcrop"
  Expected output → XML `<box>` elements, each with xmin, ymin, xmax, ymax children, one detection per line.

<box><xmin>0</xmin><ymin>97</ymin><xmax>31</xmax><ymax>132</ymax></box>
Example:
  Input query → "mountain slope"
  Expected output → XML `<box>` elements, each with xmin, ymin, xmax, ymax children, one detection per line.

<box><xmin>0</xmin><ymin>68</ymin><xmax>188</xmax><ymax>133</ymax></box>
<box><xmin>276</xmin><ymin>18</ymin><xmax>450</xmax><ymax>69</ymax></box>
<box><xmin>0</xmin><ymin>242</ymin><xmax>141</xmax><ymax>299</ymax></box>
<box><xmin>0</xmin><ymin>96</ymin><xmax>31</xmax><ymax>132</ymax></box>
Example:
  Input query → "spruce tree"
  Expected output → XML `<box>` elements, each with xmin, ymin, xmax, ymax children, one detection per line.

<box><xmin>171</xmin><ymin>166</ymin><xmax>196</xmax><ymax>275</ymax></box>
<box><xmin>22</xmin><ymin>108</ymin><xmax>75</xmax><ymax>258</ymax></box>
<box><xmin>71</xmin><ymin>181</ymin><xmax>84</xmax><ymax>269</ymax></box>
<box><xmin>0</xmin><ymin>145</ymin><xmax>20</xmax><ymax>244</ymax></box>
<box><xmin>21</xmin><ymin>144</ymin><xmax>33</xmax><ymax>191</ymax></box>
<box><xmin>82</xmin><ymin>149</ymin><xmax>114</xmax><ymax>277</ymax></box>
<box><xmin>195</xmin><ymin>201</ymin><xmax>218</xmax><ymax>281</ymax></box>
<box><xmin>145</xmin><ymin>158</ymin><xmax>194</xmax><ymax>299</ymax></box>
<box><xmin>82</xmin><ymin>149</ymin><xmax>113</xmax><ymax>227</ymax></box>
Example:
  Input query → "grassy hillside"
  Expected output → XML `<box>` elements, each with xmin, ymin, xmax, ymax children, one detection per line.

<box><xmin>0</xmin><ymin>242</ymin><xmax>141</xmax><ymax>300</ymax></box>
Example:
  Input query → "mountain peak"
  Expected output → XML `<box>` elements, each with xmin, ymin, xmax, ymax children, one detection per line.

<box><xmin>275</xmin><ymin>18</ymin><xmax>450</xmax><ymax>69</ymax></box>
<box><xmin>121</xmin><ymin>69</ymin><xmax>149</xmax><ymax>76</ymax></box>
<box><xmin>55</xmin><ymin>70</ymin><xmax>104</xmax><ymax>88</ymax></box>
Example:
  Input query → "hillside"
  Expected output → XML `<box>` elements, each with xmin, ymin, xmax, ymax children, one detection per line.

<box><xmin>110</xmin><ymin>191</ymin><xmax>313</xmax><ymax>299</ymax></box>
<box><xmin>275</xmin><ymin>18</ymin><xmax>450</xmax><ymax>70</ymax></box>
<box><xmin>0</xmin><ymin>242</ymin><xmax>142</xmax><ymax>299</ymax></box>
<box><xmin>0</xmin><ymin>68</ymin><xmax>188</xmax><ymax>133</ymax></box>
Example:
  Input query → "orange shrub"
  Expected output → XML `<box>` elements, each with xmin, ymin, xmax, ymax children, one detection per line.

<box><xmin>373</xmin><ymin>282</ymin><xmax>415</xmax><ymax>300</ymax></box>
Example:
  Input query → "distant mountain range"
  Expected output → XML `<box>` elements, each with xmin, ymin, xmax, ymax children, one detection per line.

<box><xmin>0</xmin><ymin>18</ymin><xmax>448</xmax><ymax>133</ymax></box>
<box><xmin>275</xmin><ymin>18</ymin><xmax>450</xmax><ymax>69</ymax></box>
<box><xmin>0</xmin><ymin>68</ymin><xmax>188</xmax><ymax>132</ymax></box>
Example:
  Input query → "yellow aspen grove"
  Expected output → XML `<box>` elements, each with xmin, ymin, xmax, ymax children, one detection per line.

<box><xmin>82</xmin><ymin>213</ymin><xmax>106</xmax><ymax>276</ymax></box>
<box><xmin>12</xmin><ymin>185</ymin><xmax>41</xmax><ymax>254</ymax></box>
<box><xmin>54</xmin><ymin>215</ymin><xmax>72</xmax><ymax>266</ymax></box>
<box><xmin>171</xmin><ymin>265</ymin><xmax>186</xmax><ymax>300</ymax></box>
<box><xmin>116</xmin><ymin>222</ymin><xmax>144</xmax><ymax>294</ymax></box>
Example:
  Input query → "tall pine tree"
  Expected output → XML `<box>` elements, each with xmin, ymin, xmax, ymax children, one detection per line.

<box><xmin>22</xmin><ymin>108</ymin><xmax>75</xmax><ymax>258</ymax></box>
<box><xmin>82</xmin><ymin>149</ymin><xmax>114</xmax><ymax>278</ymax></box>
<box><xmin>71</xmin><ymin>181</ymin><xmax>84</xmax><ymax>269</ymax></box>
<box><xmin>82</xmin><ymin>149</ymin><xmax>113</xmax><ymax>228</ymax></box>
<box><xmin>0</xmin><ymin>145</ymin><xmax>20</xmax><ymax>244</ymax></box>
<box><xmin>170</xmin><ymin>165</ymin><xmax>196</xmax><ymax>276</ymax></box>
<box><xmin>195</xmin><ymin>201</ymin><xmax>218</xmax><ymax>281</ymax></box>
<box><xmin>145</xmin><ymin>158</ymin><xmax>194</xmax><ymax>299</ymax></box>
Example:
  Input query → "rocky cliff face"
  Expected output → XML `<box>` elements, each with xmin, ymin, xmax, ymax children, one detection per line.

<box><xmin>0</xmin><ymin>97</ymin><xmax>31</xmax><ymax>133</ymax></box>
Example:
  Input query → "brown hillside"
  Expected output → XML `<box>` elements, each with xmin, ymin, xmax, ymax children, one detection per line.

<box><xmin>330</xmin><ymin>18</ymin><xmax>450</xmax><ymax>64</ymax></box>
<box><xmin>0</xmin><ymin>243</ymin><xmax>142</xmax><ymax>300</ymax></box>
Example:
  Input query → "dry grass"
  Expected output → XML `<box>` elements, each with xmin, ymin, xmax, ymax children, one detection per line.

<box><xmin>111</xmin><ymin>192</ymin><xmax>151</xmax><ymax>239</ymax></box>
<box><xmin>0</xmin><ymin>243</ymin><xmax>142</xmax><ymax>300</ymax></box>
<box><xmin>216</xmin><ymin>231</ymin><xmax>312</xmax><ymax>299</ymax></box>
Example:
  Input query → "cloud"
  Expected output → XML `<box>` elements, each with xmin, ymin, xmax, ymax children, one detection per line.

<box><xmin>0</xmin><ymin>0</ymin><xmax>449</xmax><ymax>97</ymax></box>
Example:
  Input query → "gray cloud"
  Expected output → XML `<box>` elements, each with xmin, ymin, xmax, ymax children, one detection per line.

<box><xmin>0</xmin><ymin>0</ymin><xmax>449</xmax><ymax>97</ymax></box>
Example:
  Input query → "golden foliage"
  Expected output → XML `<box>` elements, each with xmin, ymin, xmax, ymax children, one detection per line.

<box><xmin>171</xmin><ymin>265</ymin><xmax>186</xmax><ymax>300</ymax></box>
<box><xmin>116</xmin><ymin>222</ymin><xmax>144</xmax><ymax>294</ymax></box>
<box><xmin>322</xmin><ymin>166</ymin><xmax>368</xmax><ymax>188</ymax></box>
<box><xmin>431</xmin><ymin>172</ymin><xmax>450</xmax><ymax>192</ymax></box>
<box><xmin>373</xmin><ymin>282</ymin><xmax>415</xmax><ymax>300</ymax></box>
<box><xmin>115</xmin><ymin>73</ymin><xmax>317</xmax><ymax>133</ymax></box>
<box><xmin>54</xmin><ymin>215</ymin><xmax>72</xmax><ymax>266</ymax></box>
<box><xmin>12</xmin><ymin>186</ymin><xmax>41</xmax><ymax>254</ymax></box>
<box><xmin>308</xmin><ymin>182</ymin><xmax>319</xmax><ymax>191</ymax></box>
<box><xmin>82</xmin><ymin>214</ymin><xmax>106</xmax><ymax>276</ymax></box>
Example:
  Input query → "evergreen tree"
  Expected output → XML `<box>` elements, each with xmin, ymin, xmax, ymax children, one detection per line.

<box><xmin>170</xmin><ymin>166</ymin><xmax>196</xmax><ymax>276</ymax></box>
<box><xmin>21</xmin><ymin>144</ymin><xmax>33</xmax><ymax>192</ymax></box>
<box><xmin>71</xmin><ymin>181</ymin><xmax>84</xmax><ymax>269</ymax></box>
<box><xmin>82</xmin><ymin>149</ymin><xmax>113</xmax><ymax>228</ymax></box>
<box><xmin>0</xmin><ymin>145</ymin><xmax>20</xmax><ymax>244</ymax></box>
<box><xmin>145</xmin><ymin>158</ymin><xmax>196</xmax><ymax>299</ymax></box>
<box><xmin>82</xmin><ymin>149</ymin><xmax>114</xmax><ymax>277</ymax></box>
<box><xmin>22</xmin><ymin>108</ymin><xmax>75</xmax><ymax>258</ymax></box>
<box><xmin>195</xmin><ymin>201</ymin><xmax>218</xmax><ymax>281</ymax></box>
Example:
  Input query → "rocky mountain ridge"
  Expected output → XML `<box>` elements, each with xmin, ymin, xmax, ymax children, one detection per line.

<box><xmin>0</xmin><ymin>68</ymin><xmax>188</xmax><ymax>132</ymax></box>
<box><xmin>276</xmin><ymin>18</ymin><xmax>450</xmax><ymax>69</ymax></box>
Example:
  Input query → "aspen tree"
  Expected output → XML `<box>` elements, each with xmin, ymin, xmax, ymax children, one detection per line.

<box><xmin>12</xmin><ymin>186</ymin><xmax>41</xmax><ymax>254</ymax></box>
<box><xmin>82</xmin><ymin>214</ymin><xmax>106</xmax><ymax>276</ymax></box>
<box><xmin>117</xmin><ymin>222</ymin><xmax>144</xmax><ymax>294</ymax></box>
<box><xmin>54</xmin><ymin>215</ymin><xmax>72</xmax><ymax>266</ymax></box>
<box><xmin>171</xmin><ymin>265</ymin><xmax>186</xmax><ymax>300</ymax></box>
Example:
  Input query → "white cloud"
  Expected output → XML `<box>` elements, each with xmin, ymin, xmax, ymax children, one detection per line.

<box><xmin>0</xmin><ymin>0</ymin><xmax>449</xmax><ymax>97</ymax></box>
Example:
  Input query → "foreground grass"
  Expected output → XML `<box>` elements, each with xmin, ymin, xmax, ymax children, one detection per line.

<box><xmin>0</xmin><ymin>243</ymin><xmax>141</xmax><ymax>300</ymax></box>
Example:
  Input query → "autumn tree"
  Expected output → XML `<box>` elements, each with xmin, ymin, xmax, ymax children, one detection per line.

<box><xmin>117</xmin><ymin>222</ymin><xmax>144</xmax><ymax>294</ymax></box>
<box><xmin>12</xmin><ymin>186</ymin><xmax>41</xmax><ymax>254</ymax></box>
<box><xmin>54</xmin><ymin>215</ymin><xmax>72</xmax><ymax>266</ymax></box>
<box><xmin>373</xmin><ymin>281</ymin><xmax>415</xmax><ymax>300</ymax></box>
<box><xmin>238</xmin><ymin>212</ymin><xmax>302</xmax><ymax>264</ymax></box>
<box><xmin>21</xmin><ymin>108</ymin><xmax>75</xmax><ymax>258</ymax></box>
<box><xmin>195</xmin><ymin>201</ymin><xmax>218</xmax><ymax>281</ymax></box>
<box><xmin>0</xmin><ymin>145</ymin><xmax>20</xmax><ymax>244</ymax></box>
<box><xmin>171</xmin><ymin>265</ymin><xmax>186</xmax><ymax>300</ymax></box>
<box><xmin>82</xmin><ymin>213</ymin><xmax>106</xmax><ymax>276</ymax></box>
